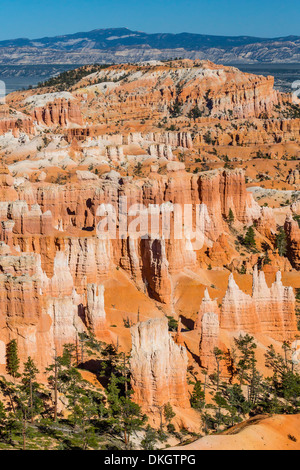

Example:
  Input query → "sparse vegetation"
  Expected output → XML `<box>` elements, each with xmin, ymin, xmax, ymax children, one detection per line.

<box><xmin>37</xmin><ymin>64</ymin><xmax>112</xmax><ymax>91</ymax></box>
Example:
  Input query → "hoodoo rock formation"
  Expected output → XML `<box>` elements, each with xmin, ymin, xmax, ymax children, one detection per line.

<box><xmin>86</xmin><ymin>283</ymin><xmax>107</xmax><ymax>335</ymax></box>
<box><xmin>65</xmin><ymin>61</ymin><xmax>280</xmax><ymax>123</ymax></box>
<box><xmin>221</xmin><ymin>268</ymin><xmax>297</xmax><ymax>340</ymax></box>
<box><xmin>32</xmin><ymin>98</ymin><xmax>84</xmax><ymax>128</ymax></box>
<box><xmin>130</xmin><ymin>317</ymin><xmax>190</xmax><ymax>410</ymax></box>
<box><xmin>195</xmin><ymin>288</ymin><xmax>220</xmax><ymax>330</ymax></box>
<box><xmin>0</xmin><ymin>155</ymin><xmax>297</xmax><ymax>369</ymax></box>
<box><xmin>0</xmin><ymin>59</ymin><xmax>299</xmax><ymax>434</ymax></box>
<box><xmin>285</xmin><ymin>215</ymin><xmax>300</xmax><ymax>269</ymax></box>
<box><xmin>221</xmin><ymin>273</ymin><xmax>261</xmax><ymax>334</ymax></box>
<box><xmin>0</xmin><ymin>104</ymin><xmax>35</xmax><ymax>136</ymax></box>
<box><xmin>195</xmin><ymin>268</ymin><xmax>298</xmax><ymax>370</ymax></box>
<box><xmin>196</xmin><ymin>267</ymin><xmax>297</xmax><ymax>365</ymax></box>
<box><xmin>199</xmin><ymin>312</ymin><xmax>220</xmax><ymax>371</ymax></box>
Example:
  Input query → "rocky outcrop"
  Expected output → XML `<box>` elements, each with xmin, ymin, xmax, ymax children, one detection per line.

<box><xmin>141</xmin><ymin>238</ymin><xmax>172</xmax><ymax>304</ymax></box>
<box><xmin>85</xmin><ymin>284</ymin><xmax>107</xmax><ymax>334</ymax></box>
<box><xmin>130</xmin><ymin>317</ymin><xmax>190</xmax><ymax>409</ymax></box>
<box><xmin>285</xmin><ymin>215</ymin><xmax>300</xmax><ymax>269</ymax></box>
<box><xmin>255</xmin><ymin>206</ymin><xmax>277</xmax><ymax>241</ymax></box>
<box><xmin>70</xmin><ymin>61</ymin><xmax>280</xmax><ymax>124</ymax></box>
<box><xmin>33</xmin><ymin>99</ymin><xmax>83</xmax><ymax>128</ymax></box>
<box><xmin>0</xmin><ymin>104</ymin><xmax>34</xmax><ymax>136</ymax></box>
<box><xmin>148</xmin><ymin>144</ymin><xmax>173</xmax><ymax>160</ymax></box>
<box><xmin>252</xmin><ymin>268</ymin><xmax>296</xmax><ymax>341</ymax></box>
<box><xmin>286</xmin><ymin>169</ymin><xmax>300</xmax><ymax>185</ymax></box>
<box><xmin>0</xmin><ymin>249</ymin><xmax>100</xmax><ymax>370</ymax></box>
<box><xmin>206</xmin><ymin>233</ymin><xmax>238</xmax><ymax>266</ymax></box>
<box><xmin>199</xmin><ymin>312</ymin><xmax>220</xmax><ymax>371</ymax></box>
<box><xmin>220</xmin><ymin>268</ymin><xmax>297</xmax><ymax>341</ymax></box>
<box><xmin>196</xmin><ymin>268</ymin><xmax>297</xmax><ymax>368</ymax></box>
<box><xmin>195</xmin><ymin>288</ymin><xmax>220</xmax><ymax>330</ymax></box>
<box><xmin>0</xmin><ymin>165</ymin><xmax>18</xmax><ymax>201</ymax></box>
<box><xmin>221</xmin><ymin>273</ymin><xmax>260</xmax><ymax>333</ymax></box>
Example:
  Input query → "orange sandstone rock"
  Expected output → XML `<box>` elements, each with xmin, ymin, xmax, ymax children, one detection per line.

<box><xmin>130</xmin><ymin>317</ymin><xmax>190</xmax><ymax>410</ymax></box>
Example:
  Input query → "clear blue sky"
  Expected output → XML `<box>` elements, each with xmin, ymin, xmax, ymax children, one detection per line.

<box><xmin>0</xmin><ymin>0</ymin><xmax>299</xmax><ymax>41</ymax></box>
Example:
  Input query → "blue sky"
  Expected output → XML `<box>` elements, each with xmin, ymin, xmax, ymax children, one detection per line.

<box><xmin>0</xmin><ymin>0</ymin><xmax>299</xmax><ymax>41</ymax></box>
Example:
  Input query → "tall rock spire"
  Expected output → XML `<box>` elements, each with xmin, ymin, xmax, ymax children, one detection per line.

<box><xmin>130</xmin><ymin>317</ymin><xmax>190</xmax><ymax>409</ymax></box>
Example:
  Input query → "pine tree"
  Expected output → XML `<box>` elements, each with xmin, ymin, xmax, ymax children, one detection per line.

<box><xmin>46</xmin><ymin>344</ymin><xmax>79</xmax><ymax>422</ymax></box>
<box><xmin>119</xmin><ymin>395</ymin><xmax>147</xmax><ymax>448</ymax></box>
<box><xmin>211</xmin><ymin>347</ymin><xmax>225</xmax><ymax>431</ymax></box>
<box><xmin>265</xmin><ymin>344</ymin><xmax>300</xmax><ymax>413</ymax></box>
<box><xmin>0</xmin><ymin>401</ymin><xmax>7</xmax><ymax>439</ymax></box>
<box><xmin>107</xmin><ymin>373</ymin><xmax>146</xmax><ymax>449</ymax></box>
<box><xmin>234</xmin><ymin>334</ymin><xmax>257</xmax><ymax>386</ymax></box>
<box><xmin>67</xmin><ymin>388</ymin><xmax>103</xmax><ymax>450</ymax></box>
<box><xmin>213</xmin><ymin>347</ymin><xmax>224</xmax><ymax>392</ymax></box>
<box><xmin>243</xmin><ymin>226</ymin><xmax>256</xmax><ymax>249</ymax></box>
<box><xmin>227</xmin><ymin>208</ymin><xmax>235</xmax><ymax>227</ymax></box>
<box><xmin>6</xmin><ymin>340</ymin><xmax>20</xmax><ymax>380</ymax></box>
<box><xmin>163</xmin><ymin>402</ymin><xmax>176</xmax><ymax>432</ymax></box>
<box><xmin>141</xmin><ymin>425</ymin><xmax>158</xmax><ymax>450</ymax></box>
<box><xmin>188</xmin><ymin>105</ymin><xmax>202</xmax><ymax>120</ymax></box>
<box><xmin>275</xmin><ymin>227</ymin><xmax>287</xmax><ymax>256</ymax></box>
<box><xmin>190</xmin><ymin>381</ymin><xmax>205</xmax><ymax>410</ymax></box>
<box><xmin>21</xmin><ymin>356</ymin><xmax>41</xmax><ymax>424</ymax></box>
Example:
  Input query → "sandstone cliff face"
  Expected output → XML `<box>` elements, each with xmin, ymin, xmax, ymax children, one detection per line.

<box><xmin>0</xmin><ymin>252</ymin><xmax>50</xmax><ymax>368</ymax></box>
<box><xmin>85</xmin><ymin>284</ymin><xmax>107</xmax><ymax>334</ymax></box>
<box><xmin>141</xmin><ymin>238</ymin><xmax>172</xmax><ymax>304</ymax></box>
<box><xmin>255</xmin><ymin>206</ymin><xmax>277</xmax><ymax>241</ymax></box>
<box><xmin>32</xmin><ymin>98</ymin><xmax>83</xmax><ymax>128</ymax></box>
<box><xmin>0</xmin><ymin>59</ymin><xmax>298</xmax><ymax>388</ymax></box>
<box><xmin>72</xmin><ymin>61</ymin><xmax>279</xmax><ymax>124</ymax></box>
<box><xmin>0</xmin><ymin>248</ymin><xmax>108</xmax><ymax>370</ymax></box>
<box><xmin>0</xmin><ymin>164</ymin><xmax>18</xmax><ymax>202</ymax></box>
<box><xmin>191</xmin><ymin>118</ymin><xmax>300</xmax><ymax>147</ymax></box>
<box><xmin>220</xmin><ymin>268</ymin><xmax>297</xmax><ymax>341</ymax></box>
<box><xmin>3</xmin><ymin>166</ymin><xmax>254</xmax><ymax>290</ymax></box>
<box><xmin>0</xmin><ymin>152</ymin><xmax>296</xmax><ymax>372</ymax></box>
<box><xmin>0</xmin><ymin>104</ymin><xmax>34</xmax><ymax>136</ymax></box>
<box><xmin>252</xmin><ymin>268</ymin><xmax>296</xmax><ymax>340</ymax></box>
<box><xmin>196</xmin><ymin>268</ymin><xmax>298</xmax><ymax>368</ymax></box>
<box><xmin>130</xmin><ymin>317</ymin><xmax>190</xmax><ymax>409</ymax></box>
<box><xmin>286</xmin><ymin>169</ymin><xmax>300</xmax><ymax>185</ymax></box>
<box><xmin>0</xmin><ymin>164</ymin><xmax>276</xmax><ymax>336</ymax></box>
<box><xmin>199</xmin><ymin>312</ymin><xmax>220</xmax><ymax>371</ymax></box>
<box><xmin>285</xmin><ymin>215</ymin><xmax>300</xmax><ymax>269</ymax></box>
<box><xmin>195</xmin><ymin>288</ymin><xmax>220</xmax><ymax>330</ymax></box>
<box><xmin>206</xmin><ymin>233</ymin><xmax>238</xmax><ymax>266</ymax></box>
<box><xmin>221</xmin><ymin>273</ymin><xmax>261</xmax><ymax>333</ymax></box>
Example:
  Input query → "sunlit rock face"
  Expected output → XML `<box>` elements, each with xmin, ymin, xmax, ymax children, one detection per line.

<box><xmin>0</xmin><ymin>156</ymin><xmax>297</xmax><ymax>371</ymax></box>
<box><xmin>195</xmin><ymin>288</ymin><xmax>220</xmax><ymax>330</ymax></box>
<box><xmin>0</xmin><ymin>58</ymin><xmax>298</xmax><ymax>394</ymax></box>
<box><xmin>220</xmin><ymin>268</ymin><xmax>297</xmax><ymax>341</ymax></box>
<box><xmin>32</xmin><ymin>98</ymin><xmax>84</xmax><ymax>128</ymax></box>
<box><xmin>130</xmin><ymin>317</ymin><xmax>190</xmax><ymax>410</ymax></box>
<box><xmin>199</xmin><ymin>311</ymin><xmax>220</xmax><ymax>371</ymax></box>
<box><xmin>85</xmin><ymin>283</ymin><xmax>107</xmax><ymax>334</ymax></box>
<box><xmin>0</xmin><ymin>104</ymin><xmax>34</xmax><ymax>136</ymax></box>
<box><xmin>195</xmin><ymin>267</ymin><xmax>298</xmax><ymax>369</ymax></box>
<box><xmin>285</xmin><ymin>215</ymin><xmax>300</xmax><ymax>270</ymax></box>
